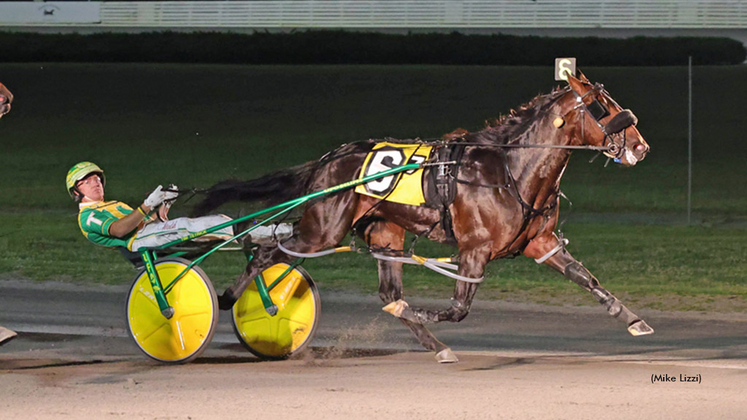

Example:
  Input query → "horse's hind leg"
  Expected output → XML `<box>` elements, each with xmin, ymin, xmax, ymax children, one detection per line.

<box><xmin>366</xmin><ymin>221</ymin><xmax>458</xmax><ymax>363</ymax></box>
<box><xmin>525</xmin><ymin>233</ymin><xmax>654</xmax><ymax>336</ymax></box>
<box><xmin>385</xmin><ymin>244</ymin><xmax>490</xmax><ymax>326</ymax></box>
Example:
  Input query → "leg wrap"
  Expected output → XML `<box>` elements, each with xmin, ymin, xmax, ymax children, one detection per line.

<box><xmin>561</xmin><ymin>261</ymin><xmax>651</xmax><ymax>334</ymax></box>
<box><xmin>399</xmin><ymin>299</ymin><xmax>471</xmax><ymax>324</ymax></box>
<box><xmin>445</xmin><ymin>298</ymin><xmax>471</xmax><ymax>323</ymax></box>
<box><xmin>399</xmin><ymin>306</ymin><xmax>432</xmax><ymax>324</ymax></box>
<box><xmin>563</xmin><ymin>261</ymin><xmax>599</xmax><ymax>291</ymax></box>
<box><xmin>591</xmin><ymin>287</ymin><xmax>620</xmax><ymax>316</ymax></box>
<box><xmin>591</xmin><ymin>287</ymin><xmax>639</xmax><ymax>325</ymax></box>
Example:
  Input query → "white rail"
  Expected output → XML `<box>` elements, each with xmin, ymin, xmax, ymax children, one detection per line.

<box><xmin>1</xmin><ymin>1</ymin><xmax>746</xmax><ymax>28</ymax></box>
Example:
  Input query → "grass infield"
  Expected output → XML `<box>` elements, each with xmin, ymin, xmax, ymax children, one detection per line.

<box><xmin>1</xmin><ymin>63</ymin><xmax>745</xmax><ymax>311</ymax></box>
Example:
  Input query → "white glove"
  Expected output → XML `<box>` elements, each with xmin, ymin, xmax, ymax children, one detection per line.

<box><xmin>163</xmin><ymin>184</ymin><xmax>179</xmax><ymax>207</ymax></box>
<box><xmin>143</xmin><ymin>185</ymin><xmax>165</xmax><ymax>208</ymax></box>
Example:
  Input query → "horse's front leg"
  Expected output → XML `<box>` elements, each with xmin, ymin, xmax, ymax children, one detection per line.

<box><xmin>383</xmin><ymin>244</ymin><xmax>490</xmax><ymax>325</ymax></box>
<box><xmin>524</xmin><ymin>233</ymin><xmax>654</xmax><ymax>336</ymax></box>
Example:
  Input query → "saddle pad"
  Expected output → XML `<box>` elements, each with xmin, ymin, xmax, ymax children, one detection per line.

<box><xmin>355</xmin><ymin>142</ymin><xmax>433</xmax><ymax>206</ymax></box>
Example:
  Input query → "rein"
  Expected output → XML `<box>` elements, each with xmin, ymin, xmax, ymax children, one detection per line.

<box><xmin>440</xmin><ymin>142</ymin><xmax>612</xmax><ymax>152</ymax></box>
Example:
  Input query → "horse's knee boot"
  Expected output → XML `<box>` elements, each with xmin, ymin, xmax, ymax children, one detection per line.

<box><xmin>563</xmin><ymin>261</ymin><xmax>599</xmax><ymax>291</ymax></box>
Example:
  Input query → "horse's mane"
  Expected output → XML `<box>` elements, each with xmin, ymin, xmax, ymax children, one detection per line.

<box><xmin>466</xmin><ymin>86</ymin><xmax>570</xmax><ymax>145</ymax></box>
<box><xmin>372</xmin><ymin>86</ymin><xmax>569</xmax><ymax>146</ymax></box>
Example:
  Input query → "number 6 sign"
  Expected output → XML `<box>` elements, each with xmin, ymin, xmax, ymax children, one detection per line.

<box><xmin>555</xmin><ymin>58</ymin><xmax>577</xmax><ymax>81</ymax></box>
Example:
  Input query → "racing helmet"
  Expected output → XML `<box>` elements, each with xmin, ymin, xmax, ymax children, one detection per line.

<box><xmin>66</xmin><ymin>162</ymin><xmax>105</xmax><ymax>201</ymax></box>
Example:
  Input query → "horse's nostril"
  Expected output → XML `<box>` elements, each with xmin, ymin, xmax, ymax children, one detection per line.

<box><xmin>635</xmin><ymin>144</ymin><xmax>646</xmax><ymax>152</ymax></box>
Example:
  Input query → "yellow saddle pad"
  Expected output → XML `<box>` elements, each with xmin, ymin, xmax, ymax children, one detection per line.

<box><xmin>355</xmin><ymin>142</ymin><xmax>433</xmax><ymax>206</ymax></box>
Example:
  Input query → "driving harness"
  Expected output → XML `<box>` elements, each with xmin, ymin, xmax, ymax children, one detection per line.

<box><xmin>425</xmin><ymin>141</ymin><xmax>559</xmax><ymax>248</ymax></box>
<box><xmin>423</xmin><ymin>142</ymin><xmax>465</xmax><ymax>246</ymax></box>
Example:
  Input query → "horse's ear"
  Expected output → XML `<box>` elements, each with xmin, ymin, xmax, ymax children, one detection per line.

<box><xmin>567</xmin><ymin>73</ymin><xmax>585</xmax><ymax>93</ymax></box>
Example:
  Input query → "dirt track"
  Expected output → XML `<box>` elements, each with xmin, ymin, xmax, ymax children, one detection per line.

<box><xmin>1</xmin><ymin>279</ymin><xmax>746</xmax><ymax>419</ymax></box>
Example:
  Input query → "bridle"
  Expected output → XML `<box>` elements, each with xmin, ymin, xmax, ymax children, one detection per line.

<box><xmin>568</xmin><ymin>83</ymin><xmax>638</xmax><ymax>161</ymax></box>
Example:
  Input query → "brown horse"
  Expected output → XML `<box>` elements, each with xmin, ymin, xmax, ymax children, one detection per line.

<box><xmin>194</xmin><ymin>73</ymin><xmax>652</xmax><ymax>363</ymax></box>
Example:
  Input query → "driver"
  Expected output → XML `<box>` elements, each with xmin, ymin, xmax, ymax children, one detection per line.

<box><xmin>67</xmin><ymin>161</ymin><xmax>291</xmax><ymax>252</ymax></box>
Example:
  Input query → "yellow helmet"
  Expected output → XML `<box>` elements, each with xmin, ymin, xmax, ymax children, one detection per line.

<box><xmin>66</xmin><ymin>162</ymin><xmax>105</xmax><ymax>200</ymax></box>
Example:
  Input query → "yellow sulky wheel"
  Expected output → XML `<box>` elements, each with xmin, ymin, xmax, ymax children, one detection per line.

<box><xmin>126</xmin><ymin>258</ymin><xmax>218</xmax><ymax>363</ymax></box>
<box><xmin>232</xmin><ymin>263</ymin><xmax>320</xmax><ymax>360</ymax></box>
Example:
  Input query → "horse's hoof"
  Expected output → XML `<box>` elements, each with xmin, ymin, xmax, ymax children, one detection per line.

<box><xmin>628</xmin><ymin>320</ymin><xmax>654</xmax><ymax>336</ymax></box>
<box><xmin>382</xmin><ymin>299</ymin><xmax>409</xmax><ymax>317</ymax></box>
<box><xmin>435</xmin><ymin>348</ymin><xmax>458</xmax><ymax>364</ymax></box>
<box><xmin>0</xmin><ymin>326</ymin><xmax>17</xmax><ymax>346</ymax></box>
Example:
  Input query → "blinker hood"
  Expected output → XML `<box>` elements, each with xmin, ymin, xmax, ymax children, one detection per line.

<box><xmin>603</xmin><ymin>109</ymin><xmax>638</xmax><ymax>135</ymax></box>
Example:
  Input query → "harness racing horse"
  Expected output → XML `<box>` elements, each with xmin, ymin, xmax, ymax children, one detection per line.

<box><xmin>194</xmin><ymin>73</ymin><xmax>653</xmax><ymax>363</ymax></box>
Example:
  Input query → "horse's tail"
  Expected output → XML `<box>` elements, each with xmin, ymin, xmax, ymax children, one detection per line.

<box><xmin>191</xmin><ymin>161</ymin><xmax>317</xmax><ymax>216</ymax></box>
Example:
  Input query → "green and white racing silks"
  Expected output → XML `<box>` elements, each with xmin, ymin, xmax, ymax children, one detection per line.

<box><xmin>78</xmin><ymin>201</ymin><xmax>141</xmax><ymax>248</ymax></box>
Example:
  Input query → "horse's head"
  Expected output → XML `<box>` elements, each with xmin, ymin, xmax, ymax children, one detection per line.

<box><xmin>0</xmin><ymin>83</ymin><xmax>13</xmax><ymax>118</ymax></box>
<box><xmin>564</xmin><ymin>73</ymin><xmax>649</xmax><ymax>166</ymax></box>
